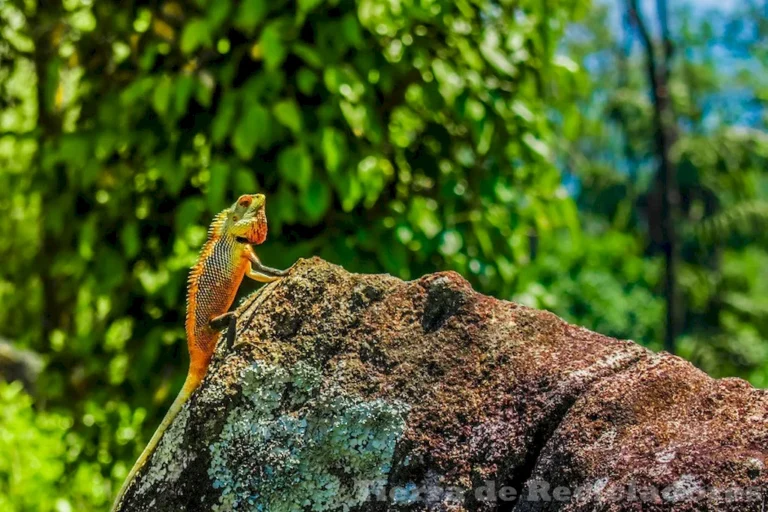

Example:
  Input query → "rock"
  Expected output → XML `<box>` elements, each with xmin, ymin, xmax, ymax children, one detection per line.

<box><xmin>116</xmin><ymin>258</ymin><xmax>768</xmax><ymax>511</ymax></box>
<box><xmin>0</xmin><ymin>339</ymin><xmax>43</xmax><ymax>394</ymax></box>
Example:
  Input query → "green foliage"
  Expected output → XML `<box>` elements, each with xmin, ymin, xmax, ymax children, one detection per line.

<box><xmin>678</xmin><ymin>248</ymin><xmax>768</xmax><ymax>385</ymax></box>
<box><xmin>518</xmin><ymin>230</ymin><xmax>665</xmax><ymax>347</ymax></box>
<box><xmin>0</xmin><ymin>0</ymin><xmax>588</xmax><ymax>506</ymax></box>
<box><xmin>0</xmin><ymin>381</ymin><xmax>111</xmax><ymax>511</ymax></box>
<box><xmin>0</xmin><ymin>0</ymin><xmax>766</xmax><ymax>509</ymax></box>
<box><xmin>694</xmin><ymin>200</ymin><xmax>768</xmax><ymax>244</ymax></box>
<box><xmin>561</xmin><ymin>2</ymin><xmax>768</xmax><ymax>380</ymax></box>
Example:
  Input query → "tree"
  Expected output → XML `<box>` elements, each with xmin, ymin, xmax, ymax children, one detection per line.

<box><xmin>560</xmin><ymin>0</ymin><xmax>768</xmax><ymax>378</ymax></box>
<box><xmin>627</xmin><ymin>0</ymin><xmax>680</xmax><ymax>354</ymax></box>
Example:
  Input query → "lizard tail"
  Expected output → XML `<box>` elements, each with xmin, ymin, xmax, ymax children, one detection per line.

<box><xmin>110</xmin><ymin>372</ymin><xmax>200</xmax><ymax>511</ymax></box>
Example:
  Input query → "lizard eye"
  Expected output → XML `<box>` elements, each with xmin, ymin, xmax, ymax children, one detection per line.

<box><xmin>236</xmin><ymin>236</ymin><xmax>249</xmax><ymax>244</ymax></box>
<box><xmin>232</xmin><ymin>215</ymin><xmax>240</xmax><ymax>222</ymax></box>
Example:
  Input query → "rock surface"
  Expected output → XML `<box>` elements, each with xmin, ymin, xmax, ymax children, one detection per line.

<box><xmin>117</xmin><ymin>258</ymin><xmax>768</xmax><ymax>511</ymax></box>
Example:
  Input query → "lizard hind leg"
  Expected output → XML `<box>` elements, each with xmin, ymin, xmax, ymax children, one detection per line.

<box><xmin>209</xmin><ymin>312</ymin><xmax>236</xmax><ymax>331</ymax></box>
<box><xmin>209</xmin><ymin>311</ymin><xmax>238</xmax><ymax>350</ymax></box>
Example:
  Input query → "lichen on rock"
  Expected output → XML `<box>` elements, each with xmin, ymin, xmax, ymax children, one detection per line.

<box><xmin>208</xmin><ymin>361</ymin><xmax>408</xmax><ymax>511</ymax></box>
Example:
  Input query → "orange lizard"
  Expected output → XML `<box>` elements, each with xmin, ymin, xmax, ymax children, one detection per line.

<box><xmin>112</xmin><ymin>193</ymin><xmax>288</xmax><ymax>510</ymax></box>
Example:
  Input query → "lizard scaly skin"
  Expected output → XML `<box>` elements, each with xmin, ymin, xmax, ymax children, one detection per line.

<box><xmin>112</xmin><ymin>193</ymin><xmax>287</xmax><ymax>510</ymax></box>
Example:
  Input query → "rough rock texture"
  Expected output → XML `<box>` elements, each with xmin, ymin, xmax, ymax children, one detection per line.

<box><xmin>117</xmin><ymin>258</ymin><xmax>768</xmax><ymax>511</ymax></box>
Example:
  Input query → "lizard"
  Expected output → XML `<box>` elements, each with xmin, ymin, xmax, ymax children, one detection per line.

<box><xmin>111</xmin><ymin>193</ymin><xmax>288</xmax><ymax>511</ymax></box>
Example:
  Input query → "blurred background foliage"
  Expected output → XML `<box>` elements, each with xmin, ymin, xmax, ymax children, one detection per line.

<box><xmin>0</xmin><ymin>0</ymin><xmax>766</xmax><ymax>509</ymax></box>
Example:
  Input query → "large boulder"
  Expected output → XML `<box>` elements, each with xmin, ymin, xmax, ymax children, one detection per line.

<box><xmin>116</xmin><ymin>258</ymin><xmax>768</xmax><ymax>511</ymax></box>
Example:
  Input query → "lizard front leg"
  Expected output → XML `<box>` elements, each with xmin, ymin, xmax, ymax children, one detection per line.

<box><xmin>246</xmin><ymin>264</ymin><xmax>282</xmax><ymax>283</ymax></box>
<box><xmin>244</xmin><ymin>245</ymin><xmax>288</xmax><ymax>280</ymax></box>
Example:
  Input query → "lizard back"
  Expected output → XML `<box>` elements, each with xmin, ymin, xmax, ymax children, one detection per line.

<box><xmin>185</xmin><ymin>211</ymin><xmax>249</xmax><ymax>376</ymax></box>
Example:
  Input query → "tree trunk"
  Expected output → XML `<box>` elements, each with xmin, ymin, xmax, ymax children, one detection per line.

<box><xmin>29</xmin><ymin>3</ymin><xmax>63</xmax><ymax>342</ymax></box>
<box><xmin>627</xmin><ymin>0</ymin><xmax>680</xmax><ymax>354</ymax></box>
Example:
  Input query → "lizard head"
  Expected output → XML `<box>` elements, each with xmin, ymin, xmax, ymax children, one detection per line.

<box><xmin>228</xmin><ymin>194</ymin><xmax>268</xmax><ymax>245</ymax></box>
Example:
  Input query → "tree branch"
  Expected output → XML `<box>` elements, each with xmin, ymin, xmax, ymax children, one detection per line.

<box><xmin>656</xmin><ymin>0</ymin><xmax>674</xmax><ymax>81</ymax></box>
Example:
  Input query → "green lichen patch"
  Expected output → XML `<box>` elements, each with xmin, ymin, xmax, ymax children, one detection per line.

<box><xmin>208</xmin><ymin>361</ymin><xmax>409</xmax><ymax>511</ymax></box>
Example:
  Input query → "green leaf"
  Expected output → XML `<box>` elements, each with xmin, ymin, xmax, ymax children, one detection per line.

<box><xmin>296</xmin><ymin>68</ymin><xmax>318</xmax><ymax>95</ymax></box>
<box><xmin>119</xmin><ymin>76</ymin><xmax>155</xmax><ymax>107</ymax></box>
<box><xmin>260</xmin><ymin>21</ymin><xmax>287</xmax><ymax>71</ymax></box>
<box><xmin>293</xmin><ymin>43</ymin><xmax>323</xmax><ymax>68</ymax></box>
<box><xmin>340</xmin><ymin>13</ymin><xmax>363</xmax><ymax>47</ymax></box>
<box><xmin>272</xmin><ymin>184</ymin><xmax>298</xmax><ymax>225</ymax></box>
<box><xmin>272</xmin><ymin>99</ymin><xmax>303</xmax><ymax>134</ymax></box>
<box><xmin>340</xmin><ymin>101</ymin><xmax>367</xmax><ymax>136</ymax></box>
<box><xmin>357</xmin><ymin>155</ymin><xmax>393</xmax><ymax>207</ymax></box>
<box><xmin>232</xmin><ymin>102</ymin><xmax>269</xmax><ymax>160</ymax></box>
<box><xmin>278</xmin><ymin>145</ymin><xmax>313</xmax><ymax>190</ymax></box>
<box><xmin>105</xmin><ymin>318</ymin><xmax>134</xmax><ymax>352</ymax></box>
<box><xmin>208</xmin><ymin>160</ymin><xmax>230</xmax><ymax>211</ymax></box>
<box><xmin>180</xmin><ymin>18</ymin><xmax>212</xmax><ymax>54</ymax></box>
<box><xmin>157</xmin><ymin>152</ymin><xmax>185</xmax><ymax>196</ymax></box>
<box><xmin>195</xmin><ymin>74</ymin><xmax>215</xmax><ymax>107</ymax></box>
<box><xmin>321</xmin><ymin>127</ymin><xmax>347</xmax><ymax>174</ymax></box>
<box><xmin>120</xmin><ymin>222</ymin><xmax>141</xmax><ymax>259</ymax></box>
<box><xmin>235</xmin><ymin>0</ymin><xmax>268</xmax><ymax>33</ymax></box>
<box><xmin>480</xmin><ymin>29</ymin><xmax>517</xmax><ymax>77</ymax></box>
<box><xmin>207</xmin><ymin>0</ymin><xmax>231</xmax><ymax>30</ymax></box>
<box><xmin>139</xmin><ymin>45</ymin><xmax>159</xmax><ymax>71</ymax></box>
<box><xmin>152</xmin><ymin>75</ymin><xmax>172</xmax><ymax>116</ymax></box>
<box><xmin>233</xmin><ymin>167</ymin><xmax>259</xmax><ymax>193</ymax></box>
<box><xmin>108</xmin><ymin>354</ymin><xmax>129</xmax><ymax>385</ymax></box>
<box><xmin>175</xmin><ymin>197</ymin><xmax>206</xmax><ymax>234</ymax></box>
<box><xmin>80</xmin><ymin>161</ymin><xmax>100</xmax><ymax>188</ymax></box>
<box><xmin>300</xmin><ymin>178</ymin><xmax>331</xmax><ymax>223</ymax></box>
<box><xmin>57</xmin><ymin>135</ymin><xmax>91</xmax><ymax>170</ymax></box>
<box><xmin>298</xmin><ymin>0</ymin><xmax>324</xmax><ymax>13</ymax></box>
<box><xmin>174</xmin><ymin>75</ymin><xmax>196</xmax><ymax>117</ymax></box>
<box><xmin>476</xmin><ymin>118</ymin><xmax>495</xmax><ymax>156</ymax></box>
<box><xmin>522</xmin><ymin>133</ymin><xmax>551</xmax><ymax>160</ymax></box>
<box><xmin>408</xmin><ymin>196</ymin><xmax>442</xmax><ymax>239</ymax></box>
<box><xmin>212</xmin><ymin>94</ymin><xmax>237</xmax><ymax>144</ymax></box>
<box><xmin>335</xmin><ymin>173</ymin><xmax>363</xmax><ymax>211</ymax></box>
<box><xmin>78</xmin><ymin>216</ymin><xmax>97</xmax><ymax>260</ymax></box>
<box><xmin>43</xmin><ymin>58</ymin><xmax>61</xmax><ymax>114</ymax></box>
